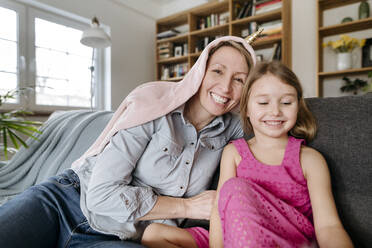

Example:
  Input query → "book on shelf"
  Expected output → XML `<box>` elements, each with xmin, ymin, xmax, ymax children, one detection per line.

<box><xmin>157</xmin><ymin>42</ymin><xmax>173</xmax><ymax>59</ymax></box>
<box><xmin>241</xmin><ymin>22</ymin><xmax>258</xmax><ymax>38</ymax></box>
<box><xmin>255</xmin><ymin>0</ymin><xmax>282</xmax><ymax>15</ymax></box>
<box><xmin>237</xmin><ymin>1</ymin><xmax>254</xmax><ymax>19</ymax></box>
<box><xmin>257</xmin><ymin>32</ymin><xmax>282</xmax><ymax>41</ymax></box>
<box><xmin>198</xmin><ymin>12</ymin><xmax>229</xmax><ymax>29</ymax></box>
<box><xmin>161</xmin><ymin>63</ymin><xmax>188</xmax><ymax>80</ymax></box>
<box><xmin>157</xmin><ymin>29</ymin><xmax>180</xmax><ymax>39</ymax></box>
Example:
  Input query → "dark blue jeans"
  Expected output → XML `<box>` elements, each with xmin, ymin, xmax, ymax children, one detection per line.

<box><xmin>0</xmin><ymin>169</ymin><xmax>144</xmax><ymax>248</ymax></box>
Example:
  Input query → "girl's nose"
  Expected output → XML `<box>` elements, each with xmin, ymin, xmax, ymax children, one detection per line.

<box><xmin>271</xmin><ymin>103</ymin><xmax>281</xmax><ymax>116</ymax></box>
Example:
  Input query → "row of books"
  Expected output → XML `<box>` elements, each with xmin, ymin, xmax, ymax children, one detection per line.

<box><xmin>158</xmin><ymin>42</ymin><xmax>188</xmax><ymax>60</ymax></box>
<box><xmin>242</xmin><ymin>19</ymin><xmax>282</xmax><ymax>39</ymax></box>
<box><xmin>197</xmin><ymin>12</ymin><xmax>229</xmax><ymax>30</ymax></box>
<box><xmin>157</xmin><ymin>29</ymin><xmax>180</xmax><ymax>40</ymax></box>
<box><xmin>235</xmin><ymin>0</ymin><xmax>282</xmax><ymax>19</ymax></box>
<box><xmin>160</xmin><ymin>63</ymin><xmax>188</xmax><ymax>80</ymax></box>
<box><xmin>255</xmin><ymin>42</ymin><xmax>282</xmax><ymax>63</ymax></box>
<box><xmin>194</xmin><ymin>36</ymin><xmax>223</xmax><ymax>53</ymax></box>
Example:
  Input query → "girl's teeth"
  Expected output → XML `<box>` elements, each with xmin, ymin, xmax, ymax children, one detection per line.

<box><xmin>265</xmin><ymin>121</ymin><xmax>282</xmax><ymax>126</ymax></box>
<box><xmin>211</xmin><ymin>93</ymin><xmax>228</xmax><ymax>104</ymax></box>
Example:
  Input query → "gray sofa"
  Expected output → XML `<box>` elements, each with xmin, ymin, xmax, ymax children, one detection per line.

<box><xmin>0</xmin><ymin>93</ymin><xmax>371</xmax><ymax>247</ymax></box>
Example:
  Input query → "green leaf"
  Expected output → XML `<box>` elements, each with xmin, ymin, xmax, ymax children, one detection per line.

<box><xmin>2</xmin><ymin>127</ymin><xmax>8</xmax><ymax>160</ymax></box>
<box><xmin>3</xmin><ymin>124</ymin><xmax>38</xmax><ymax>140</ymax></box>
<box><xmin>9</xmin><ymin>130</ymin><xmax>28</xmax><ymax>148</ymax></box>
<box><xmin>7</xmin><ymin>129</ymin><xmax>19</xmax><ymax>149</ymax></box>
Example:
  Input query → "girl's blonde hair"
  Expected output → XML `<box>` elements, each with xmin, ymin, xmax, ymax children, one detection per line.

<box><xmin>240</xmin><ymin>61</ymin><xmax>317</xmax><ymax>142</ymax></box>
<box><xmin>207</xmin><ymin>40</ymin><xmax>254</xmax><ymax>75</ymax></box>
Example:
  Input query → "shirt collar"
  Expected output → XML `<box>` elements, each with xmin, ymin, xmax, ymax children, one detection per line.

<box><xmin>171</xmin><ymin>104</ymin><xmax>226</xmax><ymax>131</ymax></box>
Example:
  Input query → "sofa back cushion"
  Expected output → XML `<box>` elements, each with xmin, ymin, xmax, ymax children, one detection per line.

<box><xmin>306</xmin><ymin>93</ymin><xmax>371</xmax><ymax>247</ymax></box>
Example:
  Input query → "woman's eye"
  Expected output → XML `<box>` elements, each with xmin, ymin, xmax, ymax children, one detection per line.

<box><xmin>213</xmin><ymin>69</ymin><xmax>222</xmax><ymax>74</ymax></box>
<box><xmin>281</xmin><ymin>102</ymin><xmax>292</xmax><ymax>105</ymax></box>
<box><xmin>258</xmin><ymin>102</ymin><xmax>268</xmax><ymax>105</ymax></box>
<box><xmin>234</xmin><ymin>78</ymin><xmax>244</xmax><ymax>84</ymax></box>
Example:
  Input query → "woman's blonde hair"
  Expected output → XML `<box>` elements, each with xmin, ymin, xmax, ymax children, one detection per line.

<box><xmin>207</xmin><ymin>40</ymin><xmax>254</xmax><ymax>75</ymax></box>
<box><xmin>240</xmin><ymin>61</ymin><xmax>317</xmax><ymax>142</ymax></box>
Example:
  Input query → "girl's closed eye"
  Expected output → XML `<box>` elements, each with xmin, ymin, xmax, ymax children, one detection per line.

<box><xmin>281</xmin><ymin>101</ymin><xmax>292</xmax><ymax>105</ymax></box>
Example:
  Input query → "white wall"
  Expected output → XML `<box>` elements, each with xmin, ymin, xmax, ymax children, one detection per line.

<box><xmin>31</xmin><ymin>0</ymin><xmax>156</xmax><ymax>110</ymax></box>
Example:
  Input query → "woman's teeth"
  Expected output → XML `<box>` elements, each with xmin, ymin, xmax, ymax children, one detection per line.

<box><xmin>211</xmin><ymin>92</ymin><xmax>228</xmax><ymax>104</ymax></box>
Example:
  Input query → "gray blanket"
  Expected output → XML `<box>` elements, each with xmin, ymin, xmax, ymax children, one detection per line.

<box><xmin>0</xmin><ymin>110</ymin><xmax>113</xmax><ymax>205</ymax></box>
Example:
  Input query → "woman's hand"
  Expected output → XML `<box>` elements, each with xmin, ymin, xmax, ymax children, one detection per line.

<box><xmin>183</xmin><ymin>190</ymin><xmax>216</xmax><ymax>220</ymax></box>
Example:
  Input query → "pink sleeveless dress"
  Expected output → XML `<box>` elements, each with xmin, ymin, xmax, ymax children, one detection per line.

<box><xmin>218</xmin><ymin>136</ymin><xmax>316</xmax><ymax>247</ymax></box>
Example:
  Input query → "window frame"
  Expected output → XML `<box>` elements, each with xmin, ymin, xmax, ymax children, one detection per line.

<box><xmin>0</xmin><ymin>0</ymin><xmax>109</xmax><ymax>113</ymax></box>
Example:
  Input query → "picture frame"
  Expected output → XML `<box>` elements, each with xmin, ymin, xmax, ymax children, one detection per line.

<box><xmin>362</xmin><ymin>37</ymin><xmax>372</xmax><ymax>67</ymax></box>
<box><xmin>256</xmin><ymin>54</ymin><xmax>264</xmax><ymax>62</ymax></box>
<box><xmin>174</xmin><ymin>46</ymin><xmax>183</xmax><ymax>57</ymax></box>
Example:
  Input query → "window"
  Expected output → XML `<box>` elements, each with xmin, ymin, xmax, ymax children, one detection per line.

<box><xmin>0</xmin><ymin>5</ymin><xmax>18</xmax><ymax>103</ymax></box>
<box><xmin>0</xmin><ymin>0</ymin><xmax>108</xmax><ymax>112</ymax></box>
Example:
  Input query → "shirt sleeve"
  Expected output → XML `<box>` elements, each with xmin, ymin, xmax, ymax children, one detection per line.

<box><xmin>85</xmin><ymin>121</ymin><xmax>158</xmax><ymax>223</ymax></box>
<box><xmin>230</xmin><ymin>113</ymin><xmax>244</xmax><ymax>140</ymax></box>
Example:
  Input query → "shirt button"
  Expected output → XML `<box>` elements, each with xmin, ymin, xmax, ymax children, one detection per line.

<box><xmin>180</xmin><ymin>186</ymin><xmax>184</xmax><ymax>189</ymax></box>
<box><xmin>190</xmin><ymin>142</ymin><xmax>195</xmax><ymax>146</ymax></box>
<box><xmin>125</xmin><ymin>200</ymin><xmax>129</xmax><ymax>205</ymax></box>
<box><xmin>163</xmin><ymin>147</ymin><xmax>168</xmax><ymax>152</ymax></box>
<box><xmin>211</xmin><ymin>145</ymin><xmax>215</xmax><ymax>150</ymax></box>
<box><xmin>185</xmin><ymin>161</ymin><xmax>190</xmax><ymax>165</ymax></box>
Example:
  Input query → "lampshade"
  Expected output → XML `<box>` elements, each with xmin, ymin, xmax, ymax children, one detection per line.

<box><xmin>80</xmin><ymin>17</ymin><xmax>111</xmax><ymax>48</ymax></box>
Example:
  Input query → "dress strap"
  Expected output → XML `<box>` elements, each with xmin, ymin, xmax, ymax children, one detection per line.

<box><xmin>282</xmin><ymin>136</ymin><xmax>307</xmax><ymax>184</ymax></box>
<box><xmin>231</xmin><ymin>138</ymin><xmax>252</xmax><ymax>160</ymax></box>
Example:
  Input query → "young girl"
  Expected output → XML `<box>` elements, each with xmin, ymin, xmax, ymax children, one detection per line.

<box><xmin>209</xmin><ymin>61</ymin><xmax>354</xmax><ymax>247</ymax></box>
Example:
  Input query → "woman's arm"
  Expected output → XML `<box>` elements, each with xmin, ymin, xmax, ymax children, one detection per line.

<box><xmin>209</xmin><ymin>144</ymin><xmax>239</xmax><ymax>248</ymax></box>
<box><xmin>301</xmin><ymin>147</ymin><xmax>353</xmax><ymax>248</ymax></box>
<box><xmin>139</xmin><ymin>190</ymin><xmax>216</xmax><ymax>221</ymax></box>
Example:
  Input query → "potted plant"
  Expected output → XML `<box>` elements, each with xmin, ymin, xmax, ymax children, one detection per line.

<box><xmin>0</xmin><ymin>89</ymin><xmax>42</xmax><ymax>160</ymax></box>
<box><xmin>340</xmin><ymin>76</ymin><xmax>368</xmax><ymax>95</ymax></box>
<box><xmin>323</xmin><ymin>35</ymin><xmax>365</xmax><ymax>70</ymax></box>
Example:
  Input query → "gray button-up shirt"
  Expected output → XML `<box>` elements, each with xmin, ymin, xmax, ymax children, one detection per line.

<box><xmin>73</xmin><ymin>104</ymin><xmax>243</xmax><ymax>240</ymax></box>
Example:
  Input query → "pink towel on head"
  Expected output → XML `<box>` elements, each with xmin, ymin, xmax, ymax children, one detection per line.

<box><xmin>71</xmin><ymin>36</ymin><xmax>256</xmax><ymax>170</ymax></box>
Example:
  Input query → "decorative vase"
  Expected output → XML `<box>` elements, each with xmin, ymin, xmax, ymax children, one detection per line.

<box><xmin>359</xmin><ymin>0</ymin><xmax>370</xmax><ymax>19</ymax></box>
<box><xmin>337</xmin><ymin>52</ymin><xmax>352</xmax><ymax>71</ymax></box>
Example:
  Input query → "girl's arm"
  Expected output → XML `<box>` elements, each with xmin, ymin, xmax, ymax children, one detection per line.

<box><xmin>209</xmin><ymin>143</ymin><xmax>240</xmax><ymax>248</ymax></box>
<box><xmin>301</xmin><ymin>147</ymin><xmax>353</xmax><ymax>248</ymax></box>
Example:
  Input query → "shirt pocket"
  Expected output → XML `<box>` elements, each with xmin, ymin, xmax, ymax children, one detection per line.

<box><xmin>200</xmin><ymin>136</ymin><xmax>227</xmax><ymax>151</ymax></box>
<box><xmin>152</xmin><ymin>134</ymin><xmax>183</xmax><ymax>179</ymax></box>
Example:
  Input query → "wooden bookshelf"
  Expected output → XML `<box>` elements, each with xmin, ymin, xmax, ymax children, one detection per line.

<box><xmin>155</xmin><ymin>0</ymin><xmax>292</xmax><ymax>81</ymax></box>
<box><xmin>316</xmin><ymin>0</ymin><xmax>372</xmax><ymax>97</ymax></box>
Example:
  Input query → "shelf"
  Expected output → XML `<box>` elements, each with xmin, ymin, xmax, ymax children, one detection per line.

<box><xmin>316</xmin><ymin>0</ymin><xmax>371</xmax><ymax>97</ymax></box>
<box><xmin>190</xmin><ymin>0</ymin><xmax>228</xmax><ymax>15</ymax></box>
<box><xmin>318</xmin><ymin>67</ymin><xmax>372</xmax><ymax>78</ymax></box>
<box><xmin>253</xmin><ymin>35</ymin><xmax>282</xmax><ymax>49</ymax></box>
<box><xmin>157</xmin><ymin>33</ymin><xmax>189</xmax><ymax>44</ymax></box>
<box><xmin>190</xmin><ymin>24</ymin><xmax>229</xmax><ymax>37</ymax></box>
<box><xmin>162</xmin><ymin>76</ymin><xmax>184</xmax><ymax>81</ymax></box>
<box><xmin>232</xmin><ymin>9</ymin><xmax>282</xmax><ymax>26</ymax></box>
<box><xmin>190</xmin><ymin>52</ymin><xmax>202</xmax><ymax>58</ymax></box>
<box><xmin>319</xmin><ymin>0</ymin><xmax>362</xmax><ymax>11</ymax></box>
<box><xmin>156</xmin><ymin>0</ymin><xmax>291</xmax><ymax>80</ymax></box>
<box><xmin>157</xmin><ymin>55</ymin><xmax>188</xmax><ymax>64</ymax></box>
<box><xmin>319</xmin><ymin>17</ymin><xmax>372</xmax><ymax>37</ymax></box>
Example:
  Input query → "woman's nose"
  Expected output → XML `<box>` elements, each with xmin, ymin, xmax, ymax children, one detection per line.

<box><xmin>220</xmin><ymin>76</ymin><xmax>233</xmax><ymax>92</ymax></box>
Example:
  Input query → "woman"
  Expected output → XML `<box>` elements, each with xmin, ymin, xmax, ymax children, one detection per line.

<box><xmin>0</xmin><ymin>36</ymin><xmax>256</xmax><ymax>247</ymax></box>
